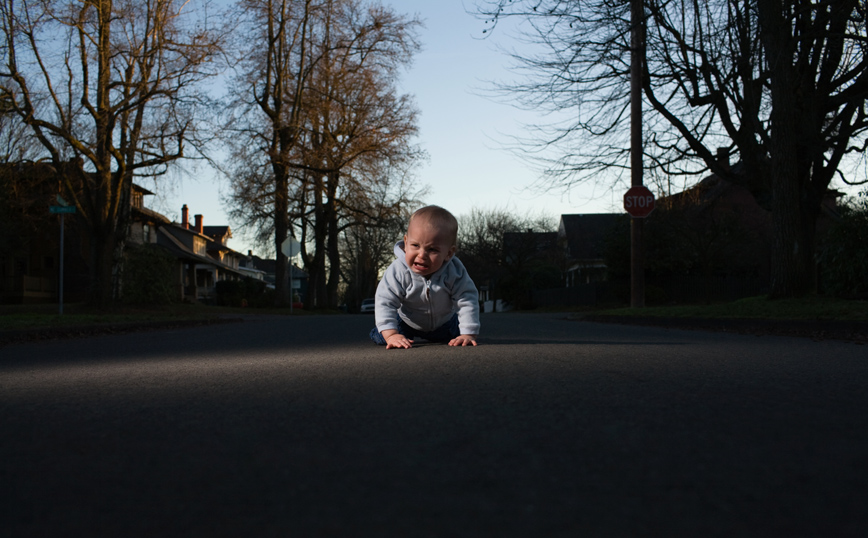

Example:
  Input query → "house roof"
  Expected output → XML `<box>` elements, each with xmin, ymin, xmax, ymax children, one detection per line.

<box><xmin>203</xmin><ymin>225</ymin><xmax>231</xmax><ymax>242</ymax></box>
<box><xmin>132</xmin><ymin>184</ymin><xmax>155</xmax><ymax>196</ymax></box>
<box><xmin>559</xmin><ymin>213</ymin><xmax>623</xmax><ymax>262</ymax></box>
<box><xmin>129</xmin><ymin>192</ymin><xmax>268</xmax><ymax>272</ymax></box>
<box><xmin>663</xmin><ymin>164</ymin><xmax>843</xmax><ymax>218</ymax></box>
<box><xmin>167</xmin><ymin>221</ymin><xmax>212</xmax><ymax>240</ymax></box>
<box><xmin>131</xmin><ymin>204</ymin><xmax>170</xmax><ymax>224</ymax></box>
<box><xmin>156</xmin><ymin>228</ymin><xmax>246</xmax><ymax>277</ymax></box>
<box><xmin>660</xmin><ymin>173</ymin><xmax>739</xmax><ymax>210</ymax></box>
<box><xmin>207</xmin><ymin>242</ymin><xmax>231</xmax><ymax>253</ymax></box>
<box><xmin>243</xmin><ymin>254</ymin><xmax>308</xmax><ymax>279</ymax></box>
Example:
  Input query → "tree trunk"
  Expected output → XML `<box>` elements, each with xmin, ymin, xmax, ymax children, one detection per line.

<box><xmin>760</xmin><ymin>0</ymin><xmax>819</xmax><ymax>298</ymax></box>
<box><xmin>88</xmin><ymin>228</ymin><xmax>117</xmax><ymax>308</ymax></box>
<box><xmin>307</xmin><ymin>173</ymin><xmax>328</xmax><ymax>309</ymax></box>
<box><xmin>274</xmin><ymin>171</ymin><xmax>290</xmax><ymax>306</ymax></box>
<box><xmin>326</xmin><ymin>171</ymin><xmax>341</xmax><ymax>309</ymax></box>
<box><xmin>768</xmin><ymin>156</ymin><xmax>817</xmax><ymax>298</ymax></box>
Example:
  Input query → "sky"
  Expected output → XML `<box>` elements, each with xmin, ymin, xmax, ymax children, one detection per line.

<box><xmin>149</xmin><ymin>0</ymin><xmax>620</xmax><ymax>256</ymax></box>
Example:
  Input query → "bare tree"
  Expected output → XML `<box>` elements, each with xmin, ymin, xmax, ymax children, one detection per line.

<box><xmin>224</xmin><ymin>0</ymin><xmax>316</xmax><ymax>305</ymax></box>
<box><xmin>225</xmin><ymin>0</ymin><xmax>424</xmax><ymax>308</ymax></box>
<box><xmin>477</xmin><ymin>0</ymin><xmax>868</xmax><ymax>298</ymax></box>
<box><xmin>457</xmin><ymin>207</ymin><xmax>558</xmax><ymax>307</ymax></box>
<box><xmin>296</xmin><ymin>0</ymin><xmax>423</xmax><ymax>308</ymax></box>
<box><xmin>1</xmin><ymin>0</ymin><xmax>224</xmax><ymax>306</ymax></box>
<box><xmin>338</xmin><ymin>184</ymin><xmax>413</xmax><ymax>310</ymax></box>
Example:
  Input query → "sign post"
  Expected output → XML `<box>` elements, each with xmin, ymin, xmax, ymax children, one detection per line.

<box><xmin>281</xmin><ymin>237</ymin><xmax>301</xmax><ymax>314</ymax></box>
<box><xmin>623</xmin><ymin>185</ymin><xmax>655</xmax><ymax>310</ymax></box>
<box><xmin>629</xmin><ymin>0</ymin><xmax>647</xmax><ymax>308</ymax></box>
<box><xmin>50</xmin><ymin>203</ymin><xmax>76</xmax><ymax>315</ymax></box>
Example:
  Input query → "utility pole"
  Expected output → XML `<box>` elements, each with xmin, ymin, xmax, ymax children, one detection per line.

<box><xmin>630</xmin><ymin>0</ymin><xmax>646</xmax><ymax>308</ymax></box>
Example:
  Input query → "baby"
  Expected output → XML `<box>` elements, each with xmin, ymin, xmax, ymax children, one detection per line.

<box><xmin>370</xmin><ymin>205</ymin><xmax>480</xmax><ymax>349</ymax></box>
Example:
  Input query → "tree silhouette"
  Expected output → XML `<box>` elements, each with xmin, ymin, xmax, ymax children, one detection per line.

<box><xmin>1</xmin><ymin>0</ymin><xmax>223</xmax><ymax>305</ymax></box>
<box><xmin>476</xmin><ymin>0</ymin><xmax>868</xmax><ymax>297</ymax></box>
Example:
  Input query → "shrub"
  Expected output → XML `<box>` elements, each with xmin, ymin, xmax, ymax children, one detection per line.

<box><xmin>215</xmin><ymin>277</ymin><xmax>268</xmax><ymax>307</ymax></box>
<box><xmin>122</xmin><ymin>243</ymin><xmax>177</xmax><ymax>305</ymax></box>
<box><xmin>818</xmin><ymin>192</ymin><xmax>868</xmax><ymax>298</ymax></box>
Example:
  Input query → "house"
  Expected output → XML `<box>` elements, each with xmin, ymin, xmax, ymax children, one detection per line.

<box><xmin>144</xmin><ymin>203</ymin><xmax>249</xmax><ymax>302</ymax></box>
<box><xmin>203</xmin><ymin>224</ymin><xmax>245</xmax><ymax>273</ymax></box>
<box><xmin>241</xmin><ymin>250</ymin><xmax>308</xmax><ymax>302</ymax></box>
<box><xmin>558</xmin><ymin>213</ymin><xmax>624</xmax><ymax>286</ymax></box>
<box><xmin>0</xmin><ymin>162</ymin><xmax>89</xmax><ymax>304</ymax></box>
<box><xmin>1</xmin><ymin>160</ymin><xmax>271</xmax><ymax>304</ymax></box>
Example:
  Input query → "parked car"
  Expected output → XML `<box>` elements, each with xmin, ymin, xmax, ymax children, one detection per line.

<box><xmin>360</xmin><ymin>298</ymin><xmax>376</xmax><ymax>313</ymax></box>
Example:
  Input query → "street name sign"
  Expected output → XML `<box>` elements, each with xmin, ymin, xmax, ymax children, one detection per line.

<box><xmin>49</xmin><ymin>205</ymin><xmax>76</xmax><ymax>214</ymax></box>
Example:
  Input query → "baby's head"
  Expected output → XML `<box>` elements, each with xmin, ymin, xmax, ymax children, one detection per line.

<box><xmin>403</xmin><ymin>205</ymin><xmax>459</xmax><ymax>276</ymax></box>
<box><xmin>408</xmin><ymin>205</ymin><xmax>458</xmax><ymax>244</ymax></box>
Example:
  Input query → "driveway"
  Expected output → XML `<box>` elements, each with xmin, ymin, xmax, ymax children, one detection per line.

<box><xmin>1</xmin><ymin>313</ymin><xmax>866</xmax><ymax>536</ymax></box>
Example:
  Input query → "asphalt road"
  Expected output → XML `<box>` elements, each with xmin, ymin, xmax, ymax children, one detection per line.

<box><xmin>2</xmin><ymin>313</ymin><xmax>866</xmax><ymax>537</ymax></box>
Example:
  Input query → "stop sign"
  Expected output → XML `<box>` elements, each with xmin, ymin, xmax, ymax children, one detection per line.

<box><xmin>623</xmin><ymin>185</ymin><xmax>655</xmax><ymax>218</ymax></box>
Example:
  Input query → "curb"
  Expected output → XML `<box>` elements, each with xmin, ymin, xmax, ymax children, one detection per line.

<box><xmin>573</xmin><ymin>314</ymin><xmax>868</xmax><ymax>344</ymax></box>
<box><xmin>0</xmin><ymin>317</ymin><xmax>244</xmax><ymax>347</ymax></box>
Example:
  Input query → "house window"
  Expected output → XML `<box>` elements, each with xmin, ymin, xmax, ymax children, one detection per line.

<box><xmin>14</xmin><ymin>257</ymin><xmax>27</xmax><ymax>276</ymax></box>
<box><xmin>143</xmin><ymin>224</ymin><xmax>150</xmax><ymax>243</ymax></box>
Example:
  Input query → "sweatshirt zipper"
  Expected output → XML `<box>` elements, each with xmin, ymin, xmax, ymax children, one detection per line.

<box><xmin>425</xmin><ymin>278</ymin><xmax>434</xmax><ymax>330</ymax></box>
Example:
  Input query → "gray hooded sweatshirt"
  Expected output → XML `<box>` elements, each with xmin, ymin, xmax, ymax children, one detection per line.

<box><xmin>374</xmin><ymin>241</ymin><xmax>480</xmax><ymax>335</ymax></box>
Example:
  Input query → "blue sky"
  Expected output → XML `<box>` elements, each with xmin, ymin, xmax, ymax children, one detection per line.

<box><xmin>151</xmin><ymin>0</ymin><xmax>619</xmax><ymax>255</ymax></box>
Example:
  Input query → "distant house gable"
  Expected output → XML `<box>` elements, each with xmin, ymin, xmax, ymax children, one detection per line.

<box><xmin>558</xmin><ymin>213</ymin><xmax>624</xmax><ymax>286</ymax></box>
<box><xmin>161</xmin><ymin>220</ymin><xmax>210</xmax><ymax>257</ymax></box>
<box><xmin>242</xmin><ymin>251</ymin><xmax>308</xmax><ymax>285</ymax></box>
<box><xmin>559</xmin><ymin>213</ymin><xmax>623</xmax><ymax>262</ymax></box>
<box><xmin>129</xmin><ymin>185</ymin><xmax>170</xmax><ymax>245</ymax></box>
<box><xmin>502</xmin><ymin>231</ymin><xmax>559</xmax><ymax>265</ymax></box>
<box><xmin>203</xmin><ymin>225</ymin><xmax>231</xmax><ymax>245</ymax></box>
<box><xmin>202</xmin><ymin>225</ymin><xmax>240</xmax><ymax>268</ymax></box>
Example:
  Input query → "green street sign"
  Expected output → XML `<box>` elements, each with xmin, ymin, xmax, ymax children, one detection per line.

<box><xmin>50</xmin><ymin>205</ymin><xmax>76</xmax><ymax>214</ymax></box>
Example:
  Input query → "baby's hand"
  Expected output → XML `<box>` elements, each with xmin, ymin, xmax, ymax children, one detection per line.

<box><xmin>385</xmin><ymin>333</ymin><xmax>414</xmax><ymax>349</ymax></box>
<box><xmin>448</xmin><ymin>334</ymin><xmax>477</xmax><ymax>347</ymax></box>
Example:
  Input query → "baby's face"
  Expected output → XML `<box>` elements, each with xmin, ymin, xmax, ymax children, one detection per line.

<box><xmin>403</xmin><ymin>218</ymin><xmax>456</xmax><ymax>277</ymax></box>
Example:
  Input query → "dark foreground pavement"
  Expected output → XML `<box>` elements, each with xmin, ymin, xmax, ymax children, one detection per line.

<box><xmin>1</xmin><ymin>313</ymin><xmax>866</xmax><ymax>537</ymax></box>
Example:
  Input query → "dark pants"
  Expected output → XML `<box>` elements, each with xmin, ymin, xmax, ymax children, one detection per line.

<box><xmin>370</xmin><ymin>313</ymin><xmax>460</xmax><ymax>345</ymax></box>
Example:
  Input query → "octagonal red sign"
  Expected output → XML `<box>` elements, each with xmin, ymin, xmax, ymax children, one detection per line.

<box><xmin>623</xmin><ymin>185</ymin><xmax>655</xmax><ymax>218</ymax></box>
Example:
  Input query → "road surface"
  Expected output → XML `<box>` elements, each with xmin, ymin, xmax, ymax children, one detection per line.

<box><xmin>2</xmin><ymin>313</ymin><xmax>866</xmax><ymax>536</ymax></box>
